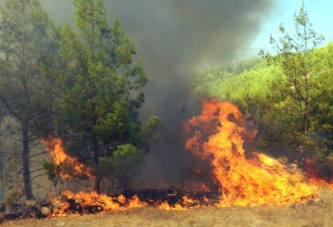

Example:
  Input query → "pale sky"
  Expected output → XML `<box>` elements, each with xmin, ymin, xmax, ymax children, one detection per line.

<box><xmin>248</xmin><ymin>0</ymin><xmax>333</xmax><ymax>56</ymax></box>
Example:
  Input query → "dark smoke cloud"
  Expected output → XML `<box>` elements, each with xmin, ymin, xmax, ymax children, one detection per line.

<box><xmin>42</xmin><ymin>0</ymin><xmax>275</xmax><ymax>187</ymax></box>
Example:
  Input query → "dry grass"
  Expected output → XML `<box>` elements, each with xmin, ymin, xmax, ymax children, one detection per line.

<box><xmin>2</xmin><ymin>188</ymin><xmax>333</xmax><ymax>227</ymax></box>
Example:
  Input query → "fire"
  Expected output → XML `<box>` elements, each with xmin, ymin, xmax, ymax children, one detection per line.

<box><xmin>39</xmin><ymin>99</ymin><xmax>329</xmax><ymax>217</ymax></box>
<box><xmin>184</xmin><ymin>99</ymin><xmax>317</xmax><ymax>206</ymax></box>
<box><xmin>49</xmin><ymin>191</ymin><xmax>148</xmax><ymax>216</ymax></box>
<box><xmin>42</xmin><ymin>137</ymin><xmax>95</xmax><ymax>180</ymax></box>
<box><xmin>48</xmin><ymin>190</ymin><xmax>206</xmax><ymax>216</ymax></box>
<box><xmin>42</xmin><ymin>137</ymin><xmax>200</xmax><ymax>216</ymax></box>
<box><xmin>156</xmin><ymin>195</ymin><xmax>200</xmax><ymax>211</ymax></box>
<box><xmin>305</xmin><ymin>158</ymin><xmax>333</xmax><ymax>190</ymax></box>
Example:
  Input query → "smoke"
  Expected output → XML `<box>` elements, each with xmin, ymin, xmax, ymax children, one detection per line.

<box><xmin>40</xmin><ymin>0</ymin><xmax>275</xmax><ymax>187</ymax></box>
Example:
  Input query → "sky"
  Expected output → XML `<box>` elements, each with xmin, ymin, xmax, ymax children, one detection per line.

<box><xmin>249</xmin><ymin>0</ymin><xmax>333</xmax><ymax>57</ymax></box>
<box><xmin>0</xmin><ymin>0</ymin><xmax>331</xmax><ymax>63</ymax></box>
<box><xmin>31</xmin><ymin>0</ymin><xmax>333</xmax><ymax>63</ymax></box>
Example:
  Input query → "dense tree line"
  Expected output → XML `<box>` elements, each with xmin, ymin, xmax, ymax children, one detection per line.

<box><xmin>0</xmin><ymin>0</ymin><xmax>159</xmax><ymax>201</ymax></box>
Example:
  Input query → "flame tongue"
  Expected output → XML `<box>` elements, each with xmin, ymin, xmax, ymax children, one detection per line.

<box><xmin>49</xmin><ymin>190</ymin><xmax>148</xmax><ymax>216</ymax></box>
<box><xmin>42</xmin><ymin>138</ymin><xmax>95</xmax><ymax>180</ymax></box>
<box><xmin>184</xmin><ymin>99</ymin><xmax>317</xmax><ymax>206</ymax></box>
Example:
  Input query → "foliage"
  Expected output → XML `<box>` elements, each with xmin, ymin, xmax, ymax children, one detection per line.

<box><xmin>193</xmin><ymin>44</ymin><xmax>333</xmax><ymax>161</ymax></box>
<box><xmin>97</xmin><ymin>144</ymin><xmax>144</xmax><ymax>190</ymax></box>
<box><xmin>42</xmin><ymin>161</ymin><xmax>58</xmax><ymax>183</ymax></box>
<box><xmin>0</xmin><ymin>0</ymin><xmax>55</xmax><ymax>200</ymax></box>
<box><xmin>260</xmin><ymin>4</ymin><xmax>332</xmax><ymax>157</ymax></box>
<box><xmin>193</xmin><ymin>61</ymin><xmax>285</xmax><ymax>107</ymax></box>
<box><xmin>49</xmin><ymin>0</ymin><xmax>159</xmax><ymax>192</ymax></box>
<box><xmin>192</xmin><ymin>58</ymin><xmax>265</xmax><ymax>98</ymax></box>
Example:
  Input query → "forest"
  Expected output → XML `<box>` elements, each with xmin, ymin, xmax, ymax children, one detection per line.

<box><xmin>0</xmin><ymin>0</ymin><xmax>333</xmax><ymax>207</ymax></box>
<box><xmin>0</xmin><ymin>0</ymin><xmax>160</xmax><ymax>202</ymax></box>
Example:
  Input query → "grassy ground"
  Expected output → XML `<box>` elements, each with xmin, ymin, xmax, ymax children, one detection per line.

<box><xmin>1</xmin><ymin>189</ymin><xmax>333</xmax><ymax>227</ymax></box>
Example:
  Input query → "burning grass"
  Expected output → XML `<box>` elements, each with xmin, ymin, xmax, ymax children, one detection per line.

<box><xmin>184</xmin><ymin>100</ymin><xmax>318</xmax><ymax>206</ymax></box>
<box><xmin>3</xmin><ymin>99</ymin><xmax>332</xmax><ymax>225</ymax></box>
<box><xmin>1</xmin><ymin>188</ymin><xmax>333</xmax><ymax>227</ymax></box>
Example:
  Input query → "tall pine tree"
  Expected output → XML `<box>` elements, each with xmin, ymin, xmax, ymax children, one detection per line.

<box><xmin>53</xmin><ymin>0</ymin><xmax>159</xmax><ymax>193</ymax></box>
<box><xmin>0</xmin><ymin>0</ymin><xmax>55</xmax><ymax>200</ymax></box>
<box><xmin>260</xmin><ymin>4</ymin><xmax>328</xmax><ymax>155</ymax></box>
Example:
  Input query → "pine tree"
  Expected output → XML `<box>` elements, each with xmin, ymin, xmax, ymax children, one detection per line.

<box><xmin>0</xmin><ymin>0</ymin><xmax>55</xmax><ymax>200</ymax></box>
<box><xmin>265</xmin><ymin>4</ymin><xmax>324</xmax><ymax>136</ymax></box>
<box><xmin>53</xmin><ymin>0</ymin><xmax>159</xmax><ymax>193</ymax></box>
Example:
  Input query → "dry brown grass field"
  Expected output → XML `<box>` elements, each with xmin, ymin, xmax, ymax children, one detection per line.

<box><xmin>1</xmin><ymin>188</ymin><xmax>333</xmax><ymax>227</ymax></box>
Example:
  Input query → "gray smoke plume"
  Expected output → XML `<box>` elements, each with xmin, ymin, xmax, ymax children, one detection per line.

<box><xmin>41</xmin><ymin>0</ymin><xmax>275</xmax><ymax>188</ymax></box>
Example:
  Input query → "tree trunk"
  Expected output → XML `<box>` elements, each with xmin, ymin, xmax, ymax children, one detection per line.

<box><xmin>303</xmin><ymin>99</ymin><xmax>309</xmax><ymax>136</ymax></box>
<box><xmin>0</xmin><ymin>149</ymin><xmax>4</xmax><ymax>202</ymax></box>
<box><xmin>93</xmin><ymin>137</ymin><xmax>100</xmax><ymax>193</ymax></box>
<box><xmin>303</xmin><ymin>73</ymin><xmax>309</xmax><ymax>136</ymax></box>
<box><xmin>22</xmin><ymin>125</ymin><xmax>33</xmax><ymax>200</ymax></box>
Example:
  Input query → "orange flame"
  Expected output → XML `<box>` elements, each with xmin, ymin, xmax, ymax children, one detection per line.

<box><xmin>49</xmin><ymin>191</ymin><xmax>148</xmax><ymax>216</ymax></box>
<box><xmin>184</xmin><ymin>99</ymin><xmax>317</xmax><ymax>206</ymax></box>
<box><xmin>49</xmin><ymin>190</ymin><xmax>211</xmax><ymax>215</ymax></box>
<box><xmin>42</xmin><ymin>137</ymin><xmax>95</xmax><ymax>180</ymax></box>
<box><xmin>305</xmin><ymin>158</ymin><xmax>333</xmax><ymax>189</ymax></box>
<box><xmin>40</xmin><ymin>100</ymin><xmax>327</xmax><ymax>215</ymax></box>
<box><xmin>157</xmin><ymin>201</ymin><xmax>187</xmax><ymax>211</ymax></box>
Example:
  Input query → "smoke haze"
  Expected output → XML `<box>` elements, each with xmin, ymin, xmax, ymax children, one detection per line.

<box><xmin>40</xmin><ymin>0</ymin><xmax>275</xmax><ymax>187</ymax></box>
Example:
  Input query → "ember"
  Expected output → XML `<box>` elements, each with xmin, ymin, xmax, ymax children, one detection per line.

<box><xmin>184</xmin><ymin>99</ymin><xmax>317</xmax><ymax>206</ymax></box>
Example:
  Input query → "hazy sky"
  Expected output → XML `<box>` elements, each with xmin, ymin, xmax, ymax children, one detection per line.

<box><xmin>0</xmin><ymin>0</ymin><xmax>330</xmax><ymax>61</ymax></box>
<box><xmin>250</xmin><ymin>0</ymin><xmax>333</xmax><ymax>56</ymax></box>
<box><xmin>37</xmin><ymin>0</ymin><xmax>333</xmax><ymax>61</ymax></box>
